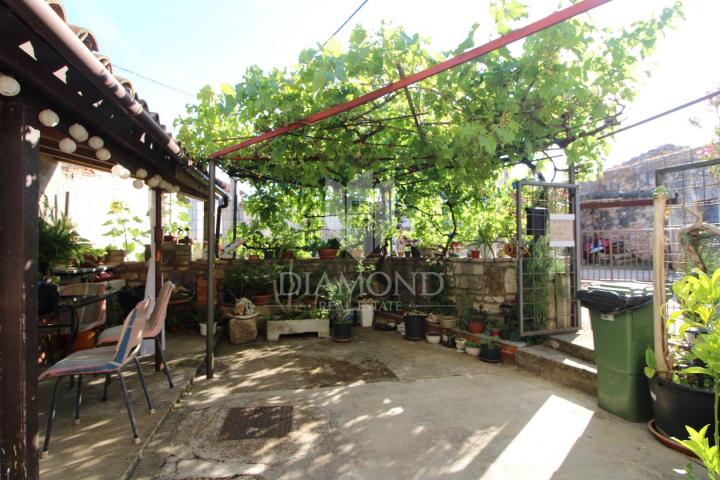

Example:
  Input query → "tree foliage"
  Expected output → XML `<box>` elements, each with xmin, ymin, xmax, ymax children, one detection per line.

<box><xmin>176</xmin><ymin>1</ymin><xmax>683</xmax><ymax>247</ymax></box>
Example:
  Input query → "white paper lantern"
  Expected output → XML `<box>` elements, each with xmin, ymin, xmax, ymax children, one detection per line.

<box><xmin>0</xmin><ymin>74</ymin><xmax>21</xmax><ymax>96</ymax></box>
<box><xmin>87</xmin><ymin>136</ymin><xmax>104</xmax><ymax>150</ymax></box>
<box><xmin>159</xmin><ymin>180</ymin><xmax>171</xmax><ymax>191</ymax></box>
<box><xmin>38</xmin><ymin>109</ymin><xmax>59</xmax><ymax>127</ymax></box>
<box><xmin>58</xmin><ymin>137</ymin><xmax>76</xmax><ymax>153</ymax></box>
<box><xmin>146</xmin><ymin>175</ymin><xmax>161</xmax><ymax>188</ymax></box>
<box><xmin>135</xmin><ymin>168</ymin><xmax>148</xmax><ymax>179</ymax></box>
<box><xmin>95</xmin><ymin>148</ymin><xmax>111</xmax><ymax>161</ymax></box>
<box><xmin>177</xmin><ymin>193</ymin><xmax>188</xmax><ymax>203</ymax></box>
<box><xmin>111</xmin><ymin>164</ymin><xmax>124</xmax><ymax>177</ymax></box>
<box><xmin>133</xmin><ymin>179</ymin><xmax>144</xmax><ymax>189</ymax></box>
<box><xmin>119</xmin><ymin>167</ymin><xmax>131</xmax><ymax>179</ymax></box>
<box><xmin>69</xmin><ymin>123</ymin><xmax>89</xmax><ymax>142</ymax></box>
<box><xmin>170</xmin><ymin>185</ymin><xmax>181</xmax><ymax>193</ymax></box>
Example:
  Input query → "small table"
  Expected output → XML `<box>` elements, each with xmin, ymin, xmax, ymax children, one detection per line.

<box><xmin>39</xmin><ymin>291</ymin><xmax>117</xmax><ymax>358</ymax></box>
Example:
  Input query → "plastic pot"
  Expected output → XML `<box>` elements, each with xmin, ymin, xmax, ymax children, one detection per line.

<box><xmin>404</xmin><ymin>314</ymin><xmax>427</xmax><ymax>341</ymax></box>
<box><xmin>332</xmin><ymin>322</ymin><xmax>353</xmax><ymax>342</ymax></box>
<box><xmin>480</xmin><ymin>344</ymin><xmax>502</xmax><ymax>363</ymax></box>
<box><xmin>650</xmin><ymin>376</ymin><xmax>715</xmax><ymax>444</ymax></box>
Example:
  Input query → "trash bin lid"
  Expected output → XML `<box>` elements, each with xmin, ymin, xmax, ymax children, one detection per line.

<box><xmin>578</xmin><ymin>282</ymin><xmax>653</xmax><ymax>314</ymax></box>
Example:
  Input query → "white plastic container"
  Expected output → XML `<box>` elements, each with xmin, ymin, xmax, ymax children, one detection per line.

<box><xmin>358</xmin><ymin>300</ymin><xmax>375</xmax><ymax>327</ymax></box>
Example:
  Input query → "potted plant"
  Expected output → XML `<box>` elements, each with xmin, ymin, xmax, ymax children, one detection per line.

<box><xmin>480</xmin><ymin>340</ymin><xmax>502</xmax><ymax>363</ymax></box>
<box><xmin>488</xmin><ymin>320</ymin><xmax>502</xmax><ymax>337</ymax></box>
<box><xmin>226</xmin><ymin>262</ymin><xmax>280</xmax><ymax>306</ymax></box>
<box><xmin>425</xmin><ymin>332</ymin><xmax>441</xmax><ymax>344</ymax></box>
<box><xmin>674</xmin><ymin>327</ymin><xmax>720</xmax><ymax>478</ymax></box>
<box><xmin>464</xmin><ymin>340</ymin><xmax>481</xmax><ymax>357</ymax></box>
<box><xmin>102</xmin><ymin>200</ymin><xmax>148</xmax><ymax>263</ymax></box>
<box><xmin>325</xmin><ymin>280</ymin><xmax>354</xmax><ymax>342</ymax></box>
<box><xmin>316</xmin><ymin>238</ymin><xmax>341</xmax><ymax>260</ymax></box>
<box><xmin>38</xmin><ymin>210</ymin><xmax>87</xmax><ymax>276</ymax></box>
<box><xmin>468</xmin><ymin>309</ymin><xmax>488</xmax><ymax>334</ymax></box>
<box><xmin>645</xmin><ymin>268</ymin><xmax>719</xmax><ymax>444</ymax></box>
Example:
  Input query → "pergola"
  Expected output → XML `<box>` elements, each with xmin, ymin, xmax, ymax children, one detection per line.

<box><xmin>199</xmin><ymin>0</ymin><xmax>612</xmax><ymax>374</ymax></box>
<box><xmin>0</xmin><ymin>1</ymin><xmax>225</xmax><ymax>477</ymax></box>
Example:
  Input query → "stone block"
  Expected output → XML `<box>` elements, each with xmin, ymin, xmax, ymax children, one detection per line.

<box><xmin>504</xmin><ymin>267</ymin><xmax>518</xmax><ymax>294</ymax></box>
<box><xmin>266</xmin><ymin>318</ymin><xmax>329</xmax><ymax>341</ymax></box>
<box><xmin>228</xmin><ymin>316</ymin><xmax>258</xmax><ymax>344</ymax></box>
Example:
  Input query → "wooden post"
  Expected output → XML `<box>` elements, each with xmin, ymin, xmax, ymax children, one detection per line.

<box><xmin>153</xmin><ymin>188</ymin><xmax>163</xmax><ymax>371</ymax></box>
<box><xmin>0</xmin><ymin>100</ymin><xmax>40</xmax><ymax>479</ymax></box>
<box><xmin>653</xmin><ymin>189</ymin><xmax>670</xmax><ymax>372</ymax></box>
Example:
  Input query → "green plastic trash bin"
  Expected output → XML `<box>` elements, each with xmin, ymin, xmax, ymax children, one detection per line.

<box><xmin>578</xmin><ymin>282</ymin><xmax>654</xmax><ymax>422</ymax></box>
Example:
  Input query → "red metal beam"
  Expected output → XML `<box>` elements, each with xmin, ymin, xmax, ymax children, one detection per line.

<box><xmin>211</xmin><ymin>0</ymin><xmax>612</xmax><ymax>159</ymax></box>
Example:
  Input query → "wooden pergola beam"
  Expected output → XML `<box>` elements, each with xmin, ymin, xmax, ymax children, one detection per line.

<box><xmin>0</xmin><ymin>99</ymin><xmax>40</xmax><ymax>480</ymax></box>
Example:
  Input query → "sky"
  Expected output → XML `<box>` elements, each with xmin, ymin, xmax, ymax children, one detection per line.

<box><xmin>61</xmin><ymin>0</ymin><xmax>720</xmax><ymax>168</ymax></box>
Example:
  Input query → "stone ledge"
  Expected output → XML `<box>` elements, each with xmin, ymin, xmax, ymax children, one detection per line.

<box><xmin>266</xmin><ymin>318</ymin><xmax>330</xmax><ymax>341</ymax></box>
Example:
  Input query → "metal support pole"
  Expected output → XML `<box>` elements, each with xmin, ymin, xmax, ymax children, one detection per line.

<box><xmin>569</xmin><ymin>165</ymin><xmax>582</xmax><ymax>329</ymax></box>
<box><xmin>232</xmin><ymin>179</ymin><xmax>238</xmax><ymax>259</ymax></box>
<box><xmin>0</xmin><ymin>99</ymin><xmax>40</xmax><ymax>479</ymax></box>
<box><xmin>206</xmin><ymin>159</ymin><xmax>216</xmax><ymax>379</ymax></box>
<box><xmin>516</xmin><ymin>182</ymin><xmax>524</xmax><ymax>336</ymax></box>
<box><xmin>153</xmin><ymin>188</ymin><xmax>163</xmax><ymax>371</ymax></box>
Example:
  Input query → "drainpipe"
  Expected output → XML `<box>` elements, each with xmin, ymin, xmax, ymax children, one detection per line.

<box><xmin>215</xmin><ymin>189</ymin><xmax>228</xmax><ymax>258</ymax></box>
<box><xmin>6</xmin><ymin>0</ymin><xmax>187</xmax><ymax>165</ymax></box>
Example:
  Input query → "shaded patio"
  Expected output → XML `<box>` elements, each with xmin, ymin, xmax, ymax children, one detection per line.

<box><xmin>38</xmin><ymin>333</ymin><xmax>206</xmax><ymax>480</ymax></box>
<box><xmin>130</xmin><ymin>329</ymin><xmax>695</xmax><ymax>480</ymax></box>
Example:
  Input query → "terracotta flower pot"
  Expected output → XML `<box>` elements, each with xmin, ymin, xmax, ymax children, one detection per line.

<box><xmin>252</xmin><ymin>293</ymin><xmax>273</xmax><ymax>305</ymax></box>
<box><xmin>490</xmin><ymin>328</ymin><xmax>502</xmax><ymax>337</ymax></box>
<box><xmin>318</xmin><ymin>248</ymin><xmax>338</xmax><ymax>260</ymax></box>
<box><xmin>470</xmin><ymin>250</ymin><xmax>480</xmax><ymax>259</ymax></box>
<box><xmin>468</xmin><ymin>321</ymin><xmax>485</xmax><ymax>334</ymax></box>
<box><xmin>280</xmin><ymin>250</ymin><xmax>294</xmax><ymax>259</ymax></box>
<box><xmin>248</xmin><ymin>254</ymin><xmax>260</xmax><ymax>263</ymax></box>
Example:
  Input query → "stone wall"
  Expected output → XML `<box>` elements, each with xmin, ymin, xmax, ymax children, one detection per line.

<box><xmin>117</xmin><ymin>255</ymin><xmax>518</xmax><ymax>321</ymax></box>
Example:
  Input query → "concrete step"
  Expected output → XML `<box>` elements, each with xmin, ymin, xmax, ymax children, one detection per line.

<box><xmin>544</xmin><ymin>330</ymin><xmax>595</xmax><ymax>363</ymax></box>
<box><xmin>516</xmin><ymin>345</ymin><xmax>597</xmax><ymax>395</ymax></box>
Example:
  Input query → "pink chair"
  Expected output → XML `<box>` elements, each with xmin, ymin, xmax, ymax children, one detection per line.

<box><xmin>40</xmin><ymin>299</ymin><xmax>153</xmax><ymax>456</ymax></box>
<box><xmin>97</xmin><ymin>281</ymin><xmax>175</xmax><ymax>388</ymax></box>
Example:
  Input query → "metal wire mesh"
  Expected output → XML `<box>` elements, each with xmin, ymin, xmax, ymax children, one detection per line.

<box><xmin>656</xmin><ymin>158</ymin><xmax>720</xmax><ymax>282</ymax></box>
<box><xmin>517</xmin><ymin>182</ymin><xmax>580</xmax><ymax>336</ymax></box>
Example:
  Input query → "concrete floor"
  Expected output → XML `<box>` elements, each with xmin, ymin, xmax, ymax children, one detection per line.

<box><xmin>38</xmin><ymin>333</ymin><xmax>206</xmax><ymax>480</ymax></box>
<box><xmin>130</xmin><ymin>329</ymin><xmax>698</xmax><ymax>480</ymax></box>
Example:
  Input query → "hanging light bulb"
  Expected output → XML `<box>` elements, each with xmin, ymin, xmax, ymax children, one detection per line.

<box><xmin>68</xmin><ymin>123</ymin><xmax>89</xmax><ymax>142</ymax></box>
<box><xmin>95</xmin><ymin>148</ymin><xmax>111</xmax><ymax>161</ymax></box>
<box><xmin>133</xmin><ymin>179</ymin><xmax>144</xmax><ymax>189</ymax></box>
<box><xmin>111</xmin><ymin>164</ymin><xmax>125</xmax><ymax>178</ymax></box>
<box><xmin>87</xmin><ymin>136</ymin><xmax>104</xmax><ymax>150</ymax></box>
<box><xmin>146</xmin><ymin>175</ymin><xmax>161</xmax><ymax>188</ymax></box>
<box><xmin>135</xmin><ymin>168</ymin><xmax>148</xmax><ymax>179</ymax></box>
<box><xmin>58</xmin><ymin>137</ymin><xmax>76</xmax><ymax>153</ymax></box>
<box><xmin>38</xmin><ymin>109</ymin><xmax>59</xmax><ymax>127</ymax></box>
<box><xmin>0</xmin><ymin>73</ymin><xmax>21</xmax><ymax>96</ymax></box>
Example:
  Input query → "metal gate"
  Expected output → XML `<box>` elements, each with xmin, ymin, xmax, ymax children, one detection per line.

<box><xmin>516</xmin><ymin>181</ymin><xmax>581</xmax><ymax>336</ymax></box>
